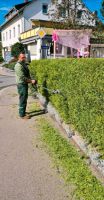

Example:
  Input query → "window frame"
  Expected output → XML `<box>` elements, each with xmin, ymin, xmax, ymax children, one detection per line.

<box><xmin>3</xmin><ymin>33</ymin><xmax>5</xmax><ymax>41</ymax></box>
<box><xmin>6</xmin><ymin>32</ymin><xmax>8</xmax><ymax>41</ymax></box>
<box><xmin>18</xmin><ymin>24</ymin><xmax>21</xmax><ymax>35</ymax></box>
<box><xmin>9</xmin><ymin>30</ymin><xmax>11</xmax><ymax>39</ymax></box>
<box><xmin>13</xmin><ymin>27</ymin><xmax>15</xmax><ymax>37</ymax></box>
<box><xmin>42</xmin><ymin>4</ymin><xmax>48</xmax><ymax>14</ymax></box>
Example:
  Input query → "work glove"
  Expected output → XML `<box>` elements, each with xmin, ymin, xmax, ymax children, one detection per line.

<box><xmin>31</xmin><ymin>79</ymin><xmax>37</xmax><ymax>85</ymax></box>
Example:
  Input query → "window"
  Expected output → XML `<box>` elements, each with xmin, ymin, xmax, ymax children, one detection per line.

<box><xmin>3</xmin><ymin>33</ymin><xmax>5</xmax><ymax>41</ymax></box>
<box><xmin>59</xmin><ymin>8</ymin><xmax>66</xmax><ymax>18</ymax></box>
<box><xmin>56</xmin><ymin>43</ymin><xmax>62</xmax><ymax>54</ymax></box>
<box><xmin>9</xmin><ymin>30</ymin><xmax>11</xmax><ymax>39</ymax></box>
<box><xmin>6</xmin><ymin>32</ymin><xmax>8</xmax><ymax>40</ymax></box>
<box><xmin>42</xmin><ymin>4</ymin><xmax>48</xmax><ymax>14</ymax></box>
<box><xmin>77</xmin><ymin>10</ymin><xmax>83</xmax><ymax>19</ymax></box>
<box><xmin>13</xmin><ymin>27</ymin><xmax>15</xmax><ymax>37</ymax></box>
<box><xmin>18</xmin><ymin>24</ymin><xmax>20</xmax><ymax>35</ymax></box>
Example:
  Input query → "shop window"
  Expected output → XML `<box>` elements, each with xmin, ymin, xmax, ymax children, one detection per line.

<box><xmin>56</xmin><ymin>43</ymin><xmax>62</xmax><ymax>54</ymax></box>
<box><xmin>50</xmin><ymin>42</ymin><xmax>54</xmax><ymax>54</ymax></box>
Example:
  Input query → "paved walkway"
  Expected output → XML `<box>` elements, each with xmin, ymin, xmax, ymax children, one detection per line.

<box><xmin>0</xmin><ymin>85</ymin><xmax>74</xmax><ymax>200</ymax></box>
<box><xmin>0</xmin><ymin>66</ymin><xmax>15</xmax><ymax>89</ymax></box>
<box><xmin>0</xmin><ymin>66</ymin><xmax>15</xmax><ymax>76</ymax></box>
<box><xmin>0</xmin><ymin>75</ymin><xmax>15</xmax><ymax>89</ymax></box>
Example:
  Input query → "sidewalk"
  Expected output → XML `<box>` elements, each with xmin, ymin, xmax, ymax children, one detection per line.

<box><xmin>0</xmin><ymin>65</ymin><xmax>15</xmax><ymax>76</ymax></box>
<box><xmin>0</xmin><ymin>85</ymin><xmax>74</xmax><ymax>200</ymax></box>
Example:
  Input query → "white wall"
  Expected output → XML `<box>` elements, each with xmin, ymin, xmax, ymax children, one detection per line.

<box><xmin>1</xmin><ymin>15</ymin><xmax>24</xmax><ymax>48</ymax></box>
<box><xmin>23</xmin><ymin>0</ymin><xmax>51</xmax><ymax>31</ymax></box>
<box><xmin>27</xmin><ymin>39</ymin><xmax>42</xmax><ymax>60</ymax></box>
<box><xmin>1</xmin><ymin>0</ymin><xmax>51</xmax><ymax>60</ymax></box>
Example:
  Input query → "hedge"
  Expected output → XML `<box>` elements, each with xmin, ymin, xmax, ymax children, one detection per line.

<box><xmin>30</xmin><ymin>58</ymin><xmax>104</xmax><ymax>155</ymax></box>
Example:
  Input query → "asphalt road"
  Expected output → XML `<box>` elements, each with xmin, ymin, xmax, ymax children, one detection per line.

<box><xmin>0</xmin><ymin>75</ymin><xmax>16</xmax><ymax>90</ymax></box>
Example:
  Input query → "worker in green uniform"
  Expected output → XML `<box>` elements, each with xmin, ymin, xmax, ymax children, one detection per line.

<box><xmin>15</xmin><ymin>52</ymin><xmax>37</xmax><ymax>119</ymax></box>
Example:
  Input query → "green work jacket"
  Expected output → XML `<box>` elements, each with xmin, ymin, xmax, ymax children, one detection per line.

<box><xmin>15</xmin><ymin>61</ymin><xmax>31</xmax><ymax>84</ymax></box>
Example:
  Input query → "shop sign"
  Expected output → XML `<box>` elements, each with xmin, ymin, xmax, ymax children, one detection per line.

<box><xmin>37</xmin><ymin>28</ymin><xmax>46</xmax><ymax>38</ymax></box>
<box><xmin>41</xmin><ymin>45</ymin><xmax>49</xmax><ymax>49</ymax></box>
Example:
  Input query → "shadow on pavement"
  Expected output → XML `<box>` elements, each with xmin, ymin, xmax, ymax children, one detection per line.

<box><xmin>28</xmin><ymin>109</ymin><xmax>47</xmax><ymax>118</ymax></box>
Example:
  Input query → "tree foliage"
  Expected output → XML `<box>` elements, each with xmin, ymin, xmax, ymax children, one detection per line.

<box><xmin>100</xmin><ymin>0</ymin><xmax>104</xmax><ymax>18</ymax></box>
<box><xmin>49</xmin><ymin>0</ymin><xmax>78</xmax><ymax>26</ymax></box>
<box><xmin>11</xmin><ymin>42</ymin><xmax>25</xmax><ymax>58</ymax></box>
<box><xmin>48</xmin><ymin>0</ymin><xmax>97</xmax><ymax>28</ymax></box>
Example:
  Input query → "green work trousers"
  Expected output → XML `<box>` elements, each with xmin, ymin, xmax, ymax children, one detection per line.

<box><xmin>17</xmin><ymin>84</ymin><xmax>28</xmax><ymax>117</ymax></box>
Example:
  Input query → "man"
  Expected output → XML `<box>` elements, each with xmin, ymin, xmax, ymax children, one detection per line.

<box><xmin>15</xmin><ymin>52</ymin><xmax>37</xmax><ymax>119</ymax></box>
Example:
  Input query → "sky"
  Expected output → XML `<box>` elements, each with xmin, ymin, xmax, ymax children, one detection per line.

<box><xmin>0</xmin><ymin>0</ymin><xmax>103</xmax><ymax>25</ymax></box>
<box><xmin>83</xmin><ymin>0</ymin><xmax>103</xmax><ymax>20</ymax></box>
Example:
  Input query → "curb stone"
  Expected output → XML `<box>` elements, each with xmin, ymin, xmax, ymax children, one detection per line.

<box><xmin>36</xmin><ymin>92</ymin><xmax>104</xmax><ymax>180</ymax></box>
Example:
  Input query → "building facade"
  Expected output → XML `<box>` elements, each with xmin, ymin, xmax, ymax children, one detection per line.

<box><xmin>1</xmin><ymin>0</ymin><xmax>97</xmax><ymax>61</ymax></box>
<box><xmin>1</xmin><ymin>0</ymin><xmax>51</xmax><ymax>61</ymax></box>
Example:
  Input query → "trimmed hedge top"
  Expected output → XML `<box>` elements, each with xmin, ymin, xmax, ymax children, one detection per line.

<box><xmin>30</xmin><ymin>58</ymin><xmax>104</xmax><ymax>155</ymax></box>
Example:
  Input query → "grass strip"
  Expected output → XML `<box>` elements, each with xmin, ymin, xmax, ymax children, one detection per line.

<box><xmin>37</xmin><ymin>117</ymin><xmax>104</xmax><ymax>200</ymax></box>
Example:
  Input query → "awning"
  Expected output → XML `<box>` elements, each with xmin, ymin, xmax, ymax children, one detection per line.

<box><xmin>52</xmin><ymin>29</ymin><xmax>92</xmax><ymax>49</ymax></box>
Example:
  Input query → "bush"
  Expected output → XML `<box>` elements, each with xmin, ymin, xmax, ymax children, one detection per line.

<box><xmin>4</xmin><ymin>61</ymin><xmax>17</xmax><ymax>70</ymax></box>
<box><xmin>30</xmin><ymin>58</ymin><xmax>104</xmax><ymax>155</ymax></box>
<box><xmin>9</xmin><ymin>57</ymin><xmax>17</xmax><ymax>63</ymax></box>
<box><xmin>11</xmin><ymin>42</ymin><xmax>25</xmax><ymax>58</ymax></box>
<box><xmin>0</xmin><ymin>55</ymin><xmax>4</xmax><ymax>63</ymax></box>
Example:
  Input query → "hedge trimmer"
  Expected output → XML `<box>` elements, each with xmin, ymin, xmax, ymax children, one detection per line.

<box><xmin>32</xmin><ymin>83</ymin><xmax>67</xmax><ymax>100</ymax></box>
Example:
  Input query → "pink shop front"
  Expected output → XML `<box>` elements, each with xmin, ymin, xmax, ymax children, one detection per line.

<box><xmin>52</xmin><ymin>29</ymin><xmax>92</xmax><ymax>58</ymax></box>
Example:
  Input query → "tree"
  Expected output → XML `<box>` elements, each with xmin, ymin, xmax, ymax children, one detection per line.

<box><xmin>11</xmin><ymin>42</ymin><xmax>25</xmax><ymax>58</ymax></box>
<box><xmin>100</xmin><ymin>0</ymin><xmax>104</xmax><ymax>18</ymax></box>
<box><xmin>49</xmin><ymin>0</ymin><xmax>78</xmax><ymax>26</ymax></box>
<box><xmin>48</xmin><ymin>0</ymin><xmax>96</xmax><ymax>28</ymax></box>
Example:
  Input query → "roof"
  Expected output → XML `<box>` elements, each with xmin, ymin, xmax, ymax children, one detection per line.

<box><xmin>5</xmin><ymin>1</ymin><xmax>31</xmax><ymax>17</ymax></box>
<box><xmin>15</xmin><ymin>2</ymin><xmax>31</xmax><ymax>10</ymax></box>
<box><xmin>1</xmin><ymin>1</ymin><xmax>31</xmax><ymax>29</ymax></box>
